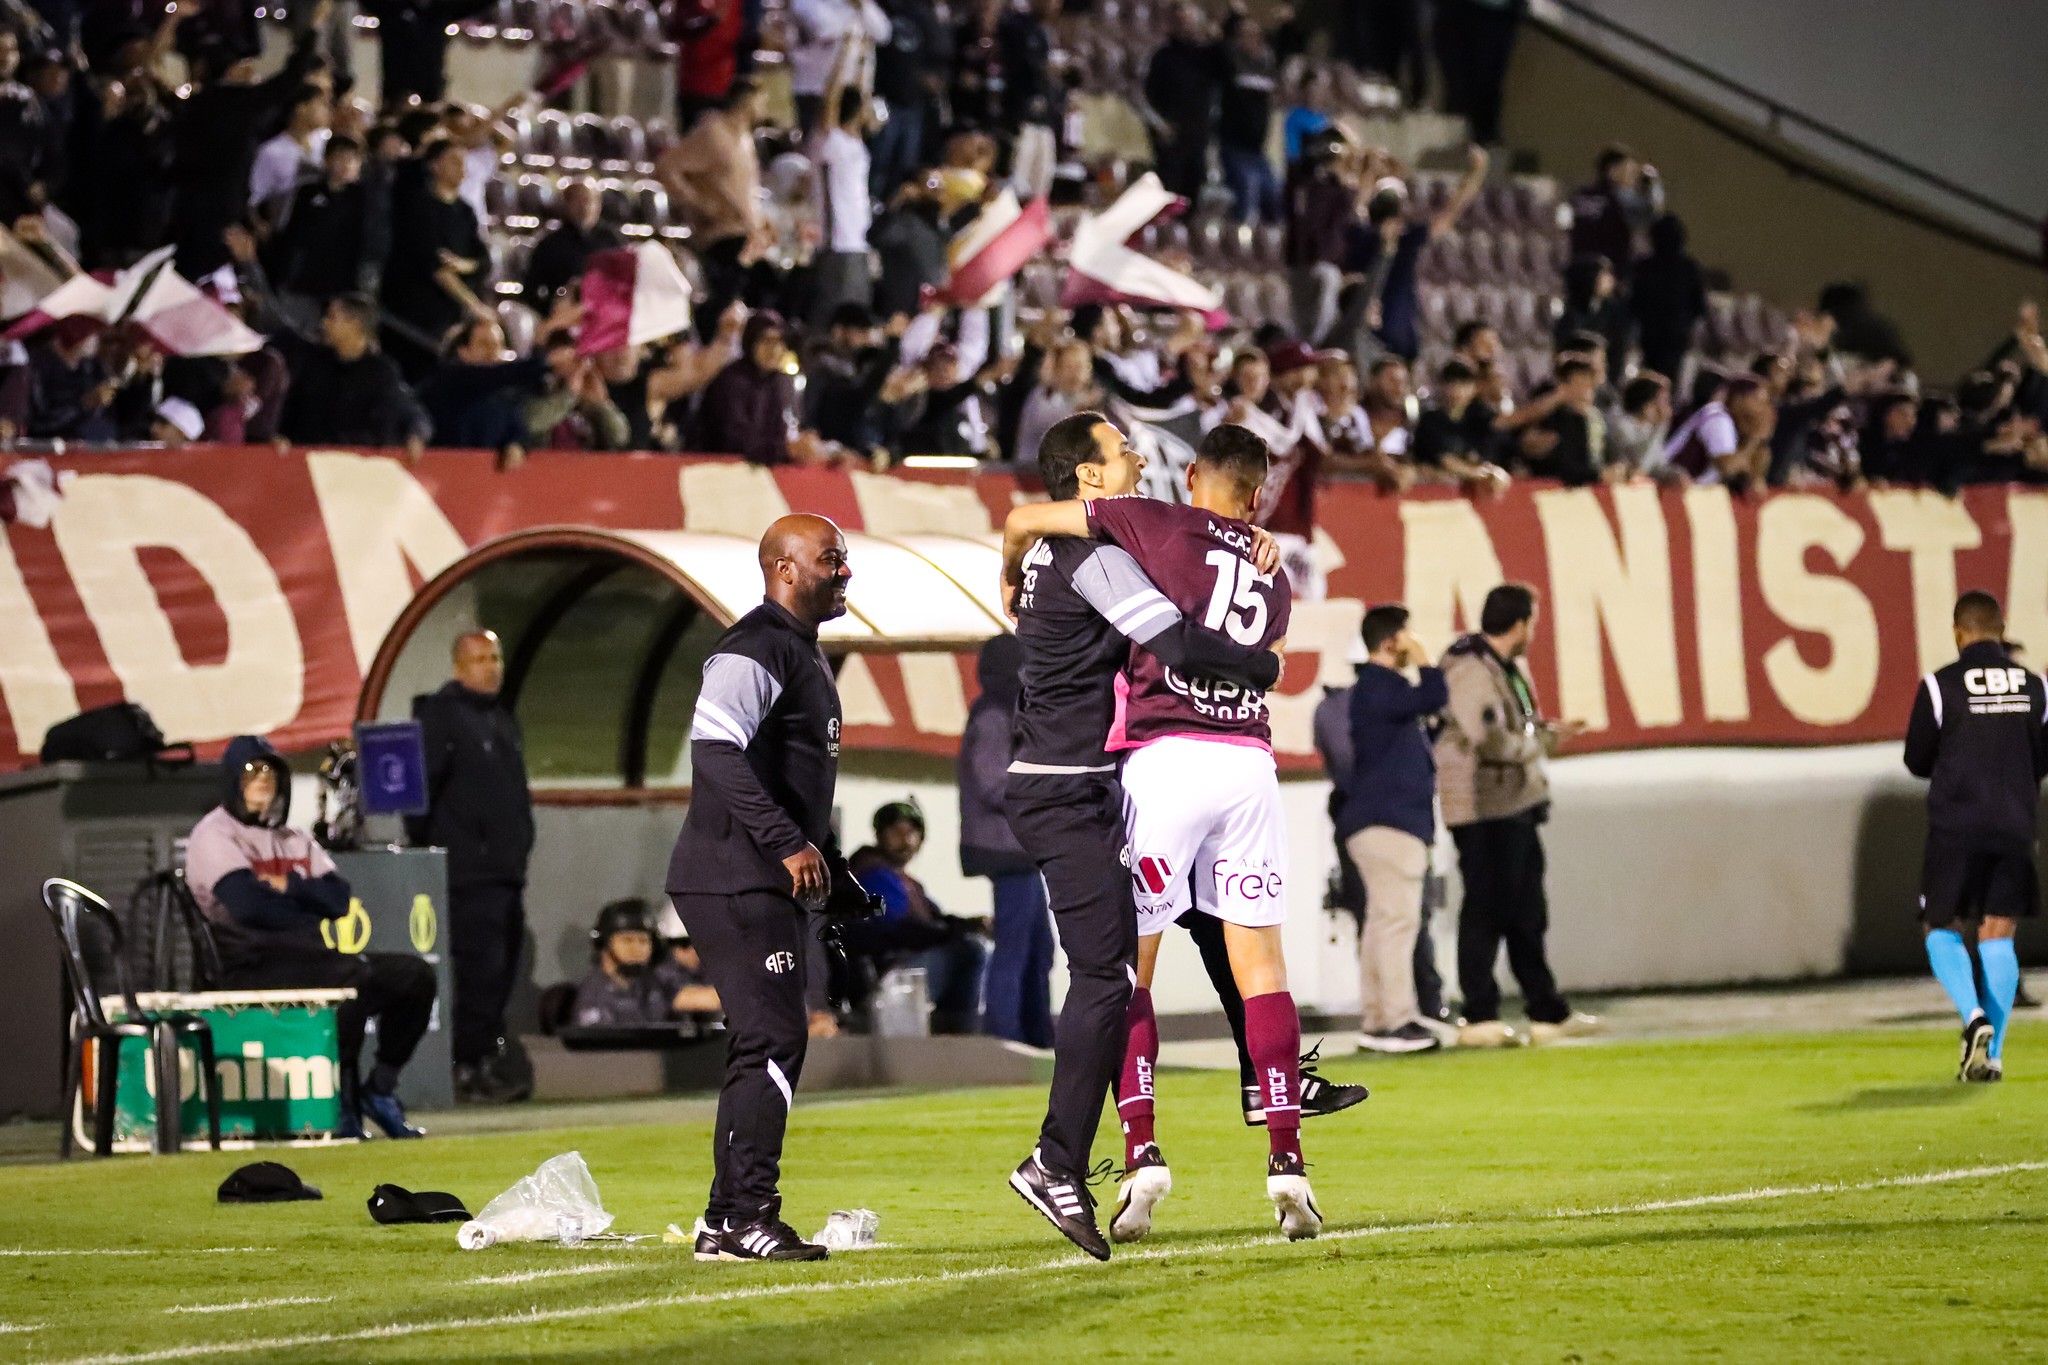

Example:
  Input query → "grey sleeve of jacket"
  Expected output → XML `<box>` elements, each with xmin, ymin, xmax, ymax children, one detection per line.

<box><xmin>690</xmin><ymin>650</ymin><xmax>810</xmax><ymax>860</ymax></box>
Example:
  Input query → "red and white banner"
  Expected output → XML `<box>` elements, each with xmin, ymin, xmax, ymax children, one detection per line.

<box><xmin>2</xmin><ymin>447</ymin><xmax>2044</xmax><ymax>774</ymax></box>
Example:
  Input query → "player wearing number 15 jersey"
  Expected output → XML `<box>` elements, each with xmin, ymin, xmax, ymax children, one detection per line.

<box><xmin>1002</xmin><ymin>424</ymin><xmax>1322</xmax><ymax>1245</ymax></box>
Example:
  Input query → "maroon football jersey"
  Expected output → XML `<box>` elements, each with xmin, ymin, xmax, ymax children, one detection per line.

<box><xmin>1084</xmin><ymin>495</ymin><xmax>1293</xmax><ymax>750</ymax></box>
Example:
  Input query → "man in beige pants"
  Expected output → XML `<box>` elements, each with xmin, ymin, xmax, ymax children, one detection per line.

<box><xmin>1336</xmin><ymin>606</ymin><xmax>1450</xmax><ymax>1054</ymax></box>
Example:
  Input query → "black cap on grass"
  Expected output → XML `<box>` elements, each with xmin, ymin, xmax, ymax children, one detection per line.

<box><xmin>218</xmin><ymin>1162</ymin><xmax>322</xmax><ymax>1203</ymax></box>
<box><xmin>367</xmin><ymin>1184</ymin><xmax>472</xmax><ymax>1224</ymax></box>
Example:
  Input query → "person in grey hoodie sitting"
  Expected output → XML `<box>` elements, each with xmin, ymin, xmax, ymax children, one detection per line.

<box><xmin>183</xmin><ymin>735</ymin><xmax>435</xmax><ymax>1138</ymax></box>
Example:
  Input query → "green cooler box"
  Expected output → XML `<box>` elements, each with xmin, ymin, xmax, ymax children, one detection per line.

<box><xmin>80</xmin><ymin>989</ymin><xmax>355</xmax><ymax>1152</ymax></box>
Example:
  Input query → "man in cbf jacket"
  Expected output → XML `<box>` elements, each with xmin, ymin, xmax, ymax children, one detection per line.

<box><xmin>1905</xmin><ymin>590</ymin><xmax>2048</xmax><ymax>1083</ymax></box>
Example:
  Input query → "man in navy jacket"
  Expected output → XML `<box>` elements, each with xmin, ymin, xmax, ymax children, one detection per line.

<box><xmin>1337</xmin><ymin>605</ymin><xmax>1447</xmax><ymax>1053</ymax></box>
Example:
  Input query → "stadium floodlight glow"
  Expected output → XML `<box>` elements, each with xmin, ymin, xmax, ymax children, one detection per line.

<box><xmin>899</xmin><ymin>455</ymin><xmax>980</xmax><ymax>470</ymax></box>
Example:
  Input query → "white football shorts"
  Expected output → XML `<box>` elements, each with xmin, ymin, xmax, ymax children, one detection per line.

<box><xmin>1121</xmin><ymin>735</ymin><xmax>1289</xmax><ymax>938</ymax></box>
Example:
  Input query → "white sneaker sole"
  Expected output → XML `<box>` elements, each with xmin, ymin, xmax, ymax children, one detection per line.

<box><xmin>1111</xmin><ymin>1165</ymin><xmax>1171</xmax><ymax>1243</ymax></box>
<box><xmin>1268</xmin><ymin>1174</ymin><xmax>1323</xmax><ymax>1241</ymax></box>
<box><xmin>1358</xmin><ymin>1033</ymin><xmax>1439</xmax><ymax>1054</ymax></box>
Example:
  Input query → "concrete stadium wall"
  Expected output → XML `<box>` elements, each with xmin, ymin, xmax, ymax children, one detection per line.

<box><xmin>1499</xmin><ymin>23</ymin><xmax>2048</xmax><ymax>382</ymax></box>
<box><xmin>498</xmin><ymin>744</ymin><xmax>2048</xmax><ymax>1030</ymax></box>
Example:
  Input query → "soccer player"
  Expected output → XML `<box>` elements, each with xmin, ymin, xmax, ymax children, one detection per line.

<box><xmin>1002</xmin><ymin>423</ymin><xmax>1323</xmax><ymax>1243</ymax></box>
<box><xmin>1002</xmin><ymin>412</ymin><xmax>1286</xmax><ymax>1260</ymax></box>
<box><xmin>1903</xmin><ymin>590</ymin><xmax>2048</xmax><ymax>1082</ymax></box>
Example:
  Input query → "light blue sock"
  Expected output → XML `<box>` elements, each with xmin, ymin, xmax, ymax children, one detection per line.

<box><xmin>1925</xmin><ymin>929</ymin><xmax>1983</xmax><ymax>1024</ymax></box>
<box><xmin>1980</xmin><ymin>937</ymin><xmax>2019</xmax><ymax>1059</ymax></box>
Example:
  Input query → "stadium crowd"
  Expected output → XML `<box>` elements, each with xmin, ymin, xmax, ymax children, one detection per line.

<box><xmin>0</xmin><ymin>0</ymin><xmax>2035</xmax><ymax>501</ymax></box>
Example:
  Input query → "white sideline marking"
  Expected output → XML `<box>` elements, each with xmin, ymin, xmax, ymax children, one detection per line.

<box><xmin>0</xmin><ymin>1247</ymin><xmax>272</xmax><ymax>1258</ymax></box>
<box><xmin>41</xmin><ymin>1160</ymin><xmax>2048</xmax><ymax>1365</ymax></box>
<box><xmin>467</xmin><ymin>1263</ymin><xmax>634</xmax><ymax>1286</ymax></box>
<box><xmin>164</xmin><ymin>1296</ymin><xmax>334</xmax><ymax>1316</ymax></box>
<box><xmin>0</xmin><ymin>1324</ymin><xmax>41</xmax><ymax>1334</ymax></box>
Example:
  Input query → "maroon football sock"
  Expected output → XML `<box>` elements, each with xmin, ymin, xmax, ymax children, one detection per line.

<box><xmin>1245</xmin><ymin>991</ymin><xmax>1302</xmax><ymax>1164</ymax></box>
<box><xmin>1118</xmin><ymin>987</ymin><xmax>1159</xmax><ymax>1164</ymax></box>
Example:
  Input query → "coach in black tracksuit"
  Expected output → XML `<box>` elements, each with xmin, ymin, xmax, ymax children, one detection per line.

<box><xmin>1904</xmin><ymin>590</ymin><xmax>2048</xmax><ymax>1080</ymax></box>
<box><xmin>668</xmin><ymin>514</ymin><xmax>852</xmax><ymax>1263</ymax></box>
<box><xmin>1000</xmin><ymin>413</ymin><xmax>1281</xmax><ymax>1260</ymax></box>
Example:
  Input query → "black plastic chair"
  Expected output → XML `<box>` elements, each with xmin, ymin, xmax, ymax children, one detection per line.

<box><xmin>43</xmin><ymin>878</ymin><xmax>222</xmax><ymax>1158</ymax></box>
<box><xmin>131</xmin><ymin>869</ymin><xmax>224</xmax><ymax>993</ymax></box>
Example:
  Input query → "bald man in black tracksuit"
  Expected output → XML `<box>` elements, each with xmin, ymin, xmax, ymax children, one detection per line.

<box><xmin>670</xmin><ymin>514</ymin><xmax>853</xmax><ymax>1263</ymax></box>
<box><xmin>1904</xmin><ymin>590</ymin><xmax>2048</xmax><ymax>1082</ymax></box>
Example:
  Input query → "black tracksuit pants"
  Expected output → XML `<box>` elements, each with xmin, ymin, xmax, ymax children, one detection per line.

<box><xmin>1451</xmin><ymin>811</ymin><xmax>1570</xmax><ymax>1025</ymax></box>
<box><xmin>450</xmin><ymin>882</ymin><xmax>525</xmax><ymax>1066</ymax></box>
<box><xmin>674</xmin><ymin>889</ymin><xmax>812</xmax><ymax>1225</ymax></box>
<box><xmin>219</xmin><ymin>947</ymin><xmax>436</xmax><ymax>1078</ymax></box>
<box><xmin>1005</xmin><ymin>772</ymin><xmax>1137</xmax><ymax>1177</ymax></box>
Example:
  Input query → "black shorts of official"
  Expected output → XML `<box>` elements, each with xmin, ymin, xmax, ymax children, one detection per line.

<box><xmin>1920</xmin><ymin>834</ymin><xmax>2041</xmax><ymax>927</ymax></box>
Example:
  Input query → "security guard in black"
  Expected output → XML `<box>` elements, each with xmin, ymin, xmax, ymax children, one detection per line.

<box><xmin>1904</xmin><ymin>606</ymin><xmax>2048</xmax><ymax>926</ymax></box>
<box><xmin>666</xmin><ymin>513</ymin><xmax>850</xmax><ymax>1262</ymax></box>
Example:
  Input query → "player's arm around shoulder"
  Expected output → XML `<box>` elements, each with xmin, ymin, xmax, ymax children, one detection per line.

<box><xmin>1001</xmin><ymin>499</ymin><xmax>1093</xmax><ymax>586</ymax></box>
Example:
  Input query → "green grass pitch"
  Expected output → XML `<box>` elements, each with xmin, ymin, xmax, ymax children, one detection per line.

<box><xmin>5</xmin><ymin>1023</ymin><xmax>2047</xmax><ymax>1363</ymax></box>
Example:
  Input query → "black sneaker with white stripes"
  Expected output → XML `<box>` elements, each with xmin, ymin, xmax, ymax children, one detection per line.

<box><xmin>1960</xmin><ymin>1016</ymin><xmax>1996</xmax><ymax>1083</ymax></box>
<box><xmin>691</xmin><ymin>1218</ymin><xmax>722</xmax><ymax>1262</ymax></box>
<box><xmin>1009</xmin><ymin>1149</ymin><xmax>1111</xmax><ymax>1261</ymax></box>
<box><xmin>1242</xmin><ymin>1042</ymin><xmax>1370</xmax><ymax>1126</ymax></box>
<box><xmin>704</xmin><ymin>1217</ymin><xmax>829</xmax><ymax>1262</ymax></box>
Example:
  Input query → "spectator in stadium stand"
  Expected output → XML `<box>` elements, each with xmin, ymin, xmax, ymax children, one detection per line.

<box><xmin>1860</xmin><ymin>391</ymin><xmax>1925</xmax><ymax>487</ymax></box>
<box><xmin>78</xmin><ymin>50</ymin><xmax>176</xmax><ymax>268</ymax></box>
<box><xmin>1413</xmin><ymin>357</ymin><xmax>1511</xmax><ymax>491</ymax></box>
<box><xmin>846</xmin><ymin>800</ymin><xmax>990</xmax><ymax>1034</ymax></box>
<box><xmin>268</xmin><ymin>135</ymin><xmax>381</xmax><ymax>319</ymax></box>
<box><xmin>673</xmin><ymin>0</ymin><xmax>746</xmax><ymax>131</ymax></box>
<box><xmin>1521</xmin><ymin>356</ymin><xmax>1604</xmax><ymax>486</ymax></box>
<box><xmin>995</xmin><ymin>0</ymin><xmax>1062</xmax><ymax>202</ymax></box>
<box><xmin>1628</xmin><ymin>213</ymin><xmax>1707</xmax><ymax>386</ymax></box>
<box><xmin>1011</xmin><ymin>329</ymin><xmax>1102</xmax><ymax>473</ymax></box>
<box><xmin>869</xmin><ymin>0</ymin><xmax>950</xmax><ymax>200</ymax></box>
<box><xmin>896</xmin><ymin>340</ymin><xmax>999</xmax><ymax>458</ymax></box>
<box><xmin>948</xmin><ymin>0</ymin><xmax>1003</xmax><ymax>132</ymax></box>
<box><xmin>361</xmin><ymin>0</ymin><xmax>496</xmax><ymax>106</ymax></box>
<box><xmin>1281</xmin><ymin>65</ymin><xmax>1338</xmax><ymax>164</ymax></box>
<box><xmin>1341</xmin><ymin>605</ymin><xmax>1450</xmax><ymax>1054</ymax></box>
<box><xmin>1566</xmin><ymin>144</ymin><xmax>1661</xmax><ymax>278</ymax></box>
<box><xmin>1282</xmin><ymin>126</ymin><xmax>1354</xmax><ymax>347</ymax></box>
<box><xmin>1348</xmin><ymin>0</ymin><xmax>1422</xmax><ymax>105</ymax></box>
<box><xmin>957</xmin><ymin>633</ymin><xmax>1054</xmax><ymax>1048</ymax></box>
<box><xmin>407</xmin><ymin>630</ymin><xmax>537</xmax><ymax>1103</ymax></box>
<box><xmin>870</xmin><ymin>173</ymin><xmax>951</xmax><ymax>319</ymax></box>
<box><xmin>166</xmin><ymin>7</ymin><xmax>325</xmax><ymax>281</ymax></box>
<box><xmin>687</xmin><ymin>309</ymin><xmax>805</xmax><ymax>463</ymax></box>
<box><xmin>20</xmin><ymin>48</ymin><xmax>69</xmax><ymax>209</ymax></box>
<box><xmin>1139</xmin><ymin>1</ymin><xmax>1221</xmax><ymax>202</ymax></box>
<box><xmin>1453</xmin><ymin>318</ymin><xmax>1514</xmax><ymax>410</ymax></box>
<box><xmin>185</xmin><ymin>736</ymin><xmax>434</xmax><ymax>1139</ymax></box>
<box><xmin>1655</xmin><ymin>373</ymin><xmax>1774</xmax><ymax>490</ymax></box>
<box><xmin>521</xmin><ymin>178</ymin><xmax>621</xmax><ymax>308</ymax></box>
<box><xmin>1608</xmin><ymin>372</ymin><xmax>1673</xmax><ymax>478</ymax></box>
<box><xmin>1555</xmin><ymin>254</ymin><xmax>1628</xmax><ymax>386</ymax></box>
<box><xmin>658</xmin><ymin>78</ymin><xmax>765</xmax><ymax>340</ymax></box>
<box><xmin>523</xmin><ymin>330</ymin><xmax>632</xmax><ymax>450</ymax></box>
<box><xmin>1215</xmin><ymin>7</ymin><xmax>1280</xmax><ymax>225</ymax></box>
<box><xmin>788</xmin><ymin>0</ymin><xmax>889</xmax><ymax>133</ymax></box>
<box><xmin>810</xmin><ymin>42</ymin><xmax>877</xmax><ymax>328</ymax></box>
<box><xmin>274</xmin><ymin>294</ymin><xmax>431</xmax><ymax>450</ymax></box>
<box><xmin>1818</xmin><ymin>280</ymin><xmax>1912</xmax><ymax>368</ymax></box>
<box><xmin>0</xmin><ymin>28</ymin><xmax>49</xmax><ymax>225</ymax></box>
<box><xmin>1435</xmin><ymin>583</ymin><xmax>1601</xmax><ymax>1047</ymax></box>
<box><xmin>1347</xmin><ymin>145</ymin><xmax>1487</xmax><ymax>362</ymax></box>
<box><xmin>1358</xmin><ymin>353</ymin><xmax>1415</xmax><ymax>463</ymax></box>
<box><xmin>379</xmin><ymin>136</ymin><xmax>487</xmax><ymax>379</ymax></box>
<box><xmin>803</xmin><ymin>304</ymin><xmax>909</xmax><ymax>461</ymax></box>
<box><xmin>599</xmin><ymin>305</ymin><xmax>745</xmax><ymax>449</ymax></box>
<box><xmin>247</xmin><ymin>81</ymin><xmax>329</xmax><ymax>224</ymax></box>
<box><xmin>417</xmin><ymin>314</ymin><xmax>550</xmax><ymax>452</ymax></box>
<box><xmin>1432</xmin><ymin>0</ymin><xmax>1519</xmax><ymax>146</ymax></box>
<box><xmin>1315</xmin><ymin>354</ymin><xmax>1407</xmax><ymax>490</ymax></box>
<box><xmin>1761</xmin><ymin>349</ymin><xmax>1850</xmax><ymax>486</ymax></box>
<box><xmin>25</xmin><ymin>320</ymin><xmax>120</xmax><ymax>441</ymax></box>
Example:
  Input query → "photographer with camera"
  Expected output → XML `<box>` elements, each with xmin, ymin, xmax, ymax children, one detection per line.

<box><xmin>666</xmin><ymin>513</ymin><xmax>872</xmax><ymax>1263</ymax></box>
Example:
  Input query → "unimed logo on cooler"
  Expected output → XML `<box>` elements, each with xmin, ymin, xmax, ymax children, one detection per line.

<box><xmin>140</xmin><ymin>1041</ymin><xmax>338</xmax><ymax>1103</ymax></box>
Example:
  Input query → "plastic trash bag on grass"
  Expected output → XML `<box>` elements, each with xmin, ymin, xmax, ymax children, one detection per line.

<box><xmin>457</xmin><ymin>1152</ymin><xmax>614</xmax><ymax>1250</ymax></box>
